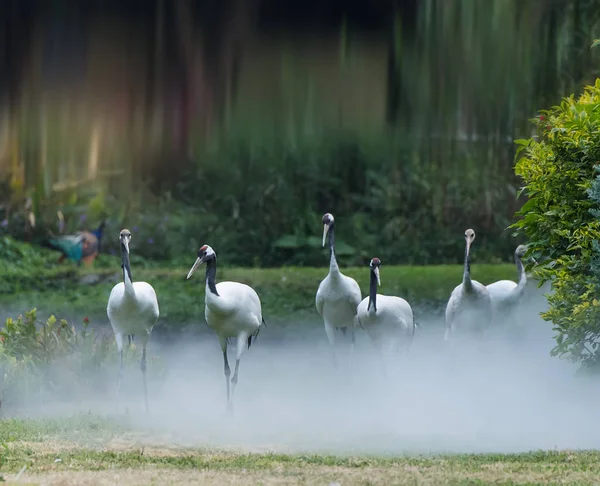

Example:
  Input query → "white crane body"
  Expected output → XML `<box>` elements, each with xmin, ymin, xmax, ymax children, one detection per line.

<box><xmin>444</xmin><ymin>229</ymin><xmax>492</xmax><ymax>341</ymax></box>
<box><xmin>108</xmin><ymin>282</ymin><xmax>159</xmax><ymax>339</ymax></box>
<box><xmin>316</xmin><ymin>213</ymin><xmax>362</xmax><ymax>366</ymax></box>
<box><xmin>356</xmin><ymin>258</ymin><xmax>415</xmax><ymax>357</ymax></box>
<box><xmin>205</xmin><ymin>281</ymin><xmax>262</xmax><ymax>340</ymax></box>
<box><xmin>106</xmin><ymin>229</ymin><xmax>159</xmax><ymax>413</ymax></box>
<box><xmin>485</xmin><ymin>244</ymin><xmax>528</xmax><ymax>327</ymax></box>
<box><xmin>187</xmin><ymin>245</ymin><xmax>263</xmax><ymax>412</ymax></box>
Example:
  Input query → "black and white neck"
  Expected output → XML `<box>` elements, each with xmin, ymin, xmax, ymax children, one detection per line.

<box><xmin>121</xmin><ymin>242</ymin><xmax>134</xmax><ymax>294</ymax></box>
<box><xmin>205</xmin><ymin>256</ymin><xmax>220</xmax><ymax>296</ymax></box>
<box><xmin>327</xmin><ymin>222</ymin><xmax>340</xmax><ymax>273</ymax></box>
<box><xmin>463</xmin><ymin>240</ymin><xmax>472</xmax><ymax>290</ymax></box>
<box><xmin>367</xmin><ymin>265</ymin><xmax>378</xmax><ymax>312</ymax></box>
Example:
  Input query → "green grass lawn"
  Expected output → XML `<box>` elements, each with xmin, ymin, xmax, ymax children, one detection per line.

<box><xmin>0</xmin><ymin>415</ymin><xmax>597</xmax><ymax>485</ymax></box>
<box><xmin>0</xmin><ymin>257</ymin><xmax>522</xmax><ymax>333</ymax></box>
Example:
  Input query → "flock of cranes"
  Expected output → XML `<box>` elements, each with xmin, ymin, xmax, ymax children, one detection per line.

<box><xmin>105</xmin><ymin>214</ymin><xmax>529</xmax><ymax>413</ymax></box>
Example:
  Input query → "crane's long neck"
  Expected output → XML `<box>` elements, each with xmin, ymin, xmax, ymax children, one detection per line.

<box><xmin>328</xmin><ymin>224</ymin><xmax>340</xmax><ymax>275</ymax></box>
<box><xmin>205</xmin><ymin>258</ymin><xmax>219</xmax><ymax>296</ymax></box>
<box><xmin>367</xmin><ymin>267</ymin><xmax>378</xmax><ymax>312</ymax></box>
<box><xmin>463</xmin><ymin>240</ymin><xmax>473</xmax><ymax>291</ymax></box>
<box><xmin>121</xmin><ymin>244</ymin><xmax>135</xmax><ymax>296</ymax></box>
<box><xmin>506</xmin><ymin>252</ymin><xmax>527</xmax><ymax>304</ymax></box>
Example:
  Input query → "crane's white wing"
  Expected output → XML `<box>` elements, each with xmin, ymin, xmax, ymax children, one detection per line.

<box><xmin>345</xmin><ymin>275</ymin><xmax>362</xmax><ymax>309</ymax></box>
<box><xmin>315</xmin><ymin>280</ymin><xmax>326</xmax><ymax>317</ymax></box>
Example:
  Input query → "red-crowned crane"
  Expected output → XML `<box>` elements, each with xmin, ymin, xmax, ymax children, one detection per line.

<box><xmin>107</xmin><ymin>229</ymin><xmax>159</xmax><ymax>413</ymax></box>
<box><xmin>186</xmin><ymin>244</ymin><xmax>264</xmax><ymax>413</ymax></box>
<box><xmin>444</xmin><ymin>229</ymin><xmax>492</xmax><ymax>341</ymax></box>
<box><xmin>316</xmin><ymin>213</ymin><xmax>362</xmax><ymax>368</ymax></box>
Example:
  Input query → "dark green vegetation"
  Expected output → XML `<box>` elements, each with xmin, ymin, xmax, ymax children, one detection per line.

<box><xmin>514</xmin><ymin>79</ymin><xmax>600</xmax><ymax>368</ymax></box>
<box><xmin>4</xmin><ymin>1</ymin><xmax>600</xmax><ymax>270</ymax></box>
<box><xmin>0</xmin><ymin>416</ymin><xmax>599</xmax><ymax>484</ymax></box>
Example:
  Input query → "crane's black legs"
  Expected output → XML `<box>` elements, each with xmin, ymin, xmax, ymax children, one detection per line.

<box><xmin>349</xmin><ymin>327</ymin><xmax>356</xmax><ymax>366</ymax></box>
<box><xmin>115</xmin><ymin>333</ymin><xmax>125</xmax><ymax>411</ymax></box>
<box><xmin>219</xmin><ymin>336</ymin><xmax>234</xmax><ymax>413</ymax></box>
<box><xmin>141</xmin><ymin>344</ymin><xmax>148</xmax><ymax>413</ymax></box>
<box><xmin>117</xmin><ymin>347</ymin><xmax>124</xmax><ymax>410</ymax></box>
<box><xmin>229</xmin><ymin>359</ymin><xmax>241</xmax><ymax>408</ymax></box>
<box><xmin>324</xmin><ymin>323</ymin><xmax>338</xmax><ymax>369</ymax></box>
<box><xmin>222</xmin><ymin>349</ymin><xmax>232</xmax><ymax>412</ymax></box>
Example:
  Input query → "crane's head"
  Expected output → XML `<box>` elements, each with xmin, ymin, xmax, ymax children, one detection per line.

<box><xmin>119</xmin><ymin>229</ymin><xmax>132</xmax><ymax>254</ymax></box>
<box><xmin>322</xmin><ymin>213</ymin><xmax>335</xmax><ymax>247</ymax></box>
<box><xmin>186</xmin><ymin>244</ymin><xmax>216</xmax><ymax>279</ymax></box>
<box><xmin>464</xmin><ymin>228</ymin><xmax>475</xmax><ymax>253</ymax></box>
<box><xmin>515</xmin><ymin>244</ymin><xmax>527</xmax><ymax>258</ymax></box>
<box><xmin>369</xmin><ymin>257</ymin><xmax>382</xmax><ymax>286</ymax></box>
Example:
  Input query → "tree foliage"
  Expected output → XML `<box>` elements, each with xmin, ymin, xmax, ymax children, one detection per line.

<box><xmin>513</xmin><ymin>79</ymin><xmax>600</xmax><ymax>366</ymax></box>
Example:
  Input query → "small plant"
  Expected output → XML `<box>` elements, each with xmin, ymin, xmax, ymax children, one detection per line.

<box><xmin>0</xmin><ymin>310</ymin><xmax>164</xmax><ymax>409</ymax></box>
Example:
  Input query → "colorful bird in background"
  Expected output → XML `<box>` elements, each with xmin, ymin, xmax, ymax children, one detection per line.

<box><xmin>44</xmin><ymin>219</ymin><xmax>106</xmax><ymax>266</ymax></box>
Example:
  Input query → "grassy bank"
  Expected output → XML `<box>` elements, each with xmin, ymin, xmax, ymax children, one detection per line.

<box><xmin>0</xmin><ymin>258</ymin><xmax>521</xmax><ymax>333</ymax></box>
<box><xmin>0</xmin><ymin>415</ymin><xmax>597</xmax><ymax>485</ymax></box>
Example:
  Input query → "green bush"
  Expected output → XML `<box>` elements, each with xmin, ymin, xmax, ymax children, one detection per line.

<box><xmin>513</xmin><ymin>79</ymin><xmax>600</xmax><ymax>366</ymax></box>
<box><xmin>0</xmin><ymin>309</ymin><xmax>164</xmax><ymax>409</ymax></box>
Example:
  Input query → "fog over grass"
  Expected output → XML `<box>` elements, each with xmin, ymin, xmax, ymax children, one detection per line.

<box><xmin>8</xmin><ymin>279</ymin><xmax>600</xmax><ymax>456</ymax></box>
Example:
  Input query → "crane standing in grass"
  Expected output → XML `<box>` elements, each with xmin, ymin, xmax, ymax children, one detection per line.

<box><xmin>186</xmin><ymin>244</ymin><xmax>264</xmax><ymax>413</ymax></box>
<box><xmin>107</xmin><ymin>229</ymin><xmax>159</xmax><ymax>413</ymax></box>
<box><xmin>316</xmin><ymin>213</ymin><xmax>362</xmax><ymax>367</ymax></box>
<box><xmin>356</xmin><ymin>257</ymin><xmax>415</xmax><ymax>356</ymax></box>
<box><xmin>444</xmin><ymin>229</ymin><xmax>492</xmax><ymax>341</ymax></box>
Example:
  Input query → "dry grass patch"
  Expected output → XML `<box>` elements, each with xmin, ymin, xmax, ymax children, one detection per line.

<box><xmin>4</xmin><ymin>462</ymin><xmax>600</xmax><ymax>485</ymax></box>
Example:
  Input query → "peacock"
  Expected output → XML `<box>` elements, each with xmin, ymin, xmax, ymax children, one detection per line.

<box><xmin>44</xmin><ymin>220</ymin><xmax>106</xmax><ymax>266</ymax></box>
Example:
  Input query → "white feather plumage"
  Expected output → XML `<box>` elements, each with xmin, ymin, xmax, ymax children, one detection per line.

<box><xmin>356</xmin><ymin>259</ymin><xmax>415</xmax><ymax>356</ymax></box>
<box><xmin>106</xmin><ymin>229</ymin><xmax>159</xmax><ymax>412</ymax></box>
<box><xmin>444</xmin><ymin>229</ymin><xmax>492</xmax><ymax>341</ymax></box>
<box><xmin>187</xmin><ymin>244</ymin><xmax>263</xmax><ymax>412</ymax></box>
<box><xmin>316</xmin><ymin>213</ymin><xmax>362</xmax><ymax>367</ymax></box>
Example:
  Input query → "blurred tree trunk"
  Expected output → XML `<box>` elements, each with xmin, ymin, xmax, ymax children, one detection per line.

<box><xmin>217</xmin><ymin>0</ymin><xmax>259</xmax><ymax>134</ymax></box>
<box><xmin>386</xmin><ymin>3</ymin><xmax>401</xmax><ymax>127</ymax></box>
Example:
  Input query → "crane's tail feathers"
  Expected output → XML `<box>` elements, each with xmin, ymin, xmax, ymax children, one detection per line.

<box><xmin>262</xmin><ymin>316</ymin><xmax>267</xmax><ymax>327</ymax></box>
<box><xmin>247</xmin><ymin>327</ymin><xmax>261</xmax><ymax>350</ymax></box>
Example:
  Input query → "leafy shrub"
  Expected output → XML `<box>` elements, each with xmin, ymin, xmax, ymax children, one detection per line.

<box><xmin>0</xmin><ymin>309</ymin><xmax>164</xmax><ymax>409</ymax></box>
<box><xmin>513</xmin><ymin>79</ymin><xmax>600</xmax><ymax>366</ymax></box>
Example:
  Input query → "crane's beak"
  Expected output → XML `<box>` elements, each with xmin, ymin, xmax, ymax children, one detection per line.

<box><xmin>186</xmin><ymin>257</ymin><xmax>202</xmax><ymax>279</ymax></box>
<box><xmin>121</xmin><ymin>238</ymin><xmax>130</xmax><ymax>255</ymax></box>
<box><xmin>322</xmin><ymin>224</ymin><xmax>330</xmax><ymax>247</ymax></box>
<box><xmin>465</xmin><ymin>238</ymin><xmax>472</xmax><ymax>255</ymax></box>
<box><xmin>374</xmin><ymin>266</ymin><xmax>381</xmax><ymax>286</ymax></box>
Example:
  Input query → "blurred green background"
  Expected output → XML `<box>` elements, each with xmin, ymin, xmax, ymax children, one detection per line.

<box><xmin>1</xmin><ymin>0</ymin><xmax>599</xmax><ymax>267</ymax></box>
